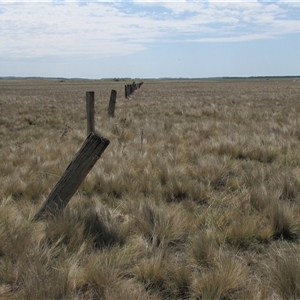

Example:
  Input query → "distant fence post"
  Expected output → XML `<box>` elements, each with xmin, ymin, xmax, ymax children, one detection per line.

<box><xmin>126</xmin><ymin>84</ymin><xmax>130</xmax><ymax>99</ymax></box>
<box><xmin>33</xmin><ymin>133</ymin><xmax>110</xmax><ymax>220</ymax></box>
<box><xmin>125</xmin><ymin>81</ymin><xmax>144</xmax><ymax>99</ymax></box>
<box><xmin>86</xmin><ymin>91</ymin><xmax>95</xmax><ymax>135</ymax></box>
<box><xmin>125</xmin><ymin>84</ymin><xmax>129</xmax><ymax>99</ymax></box>
<box><xmin>108</xmin><ymin>89</ymin><xmax>117</xmax><ymax>117</ymax></box>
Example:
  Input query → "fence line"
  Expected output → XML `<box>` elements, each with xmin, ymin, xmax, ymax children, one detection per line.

<box><xmin>125</xmin><ymin>81</ymin><xmax>143</xmax><ymax>99</ymax></box>
<box><xmin>34</xmin><ymin>80</ymin><xmax>144</xmax><ymax>220</ymax></box>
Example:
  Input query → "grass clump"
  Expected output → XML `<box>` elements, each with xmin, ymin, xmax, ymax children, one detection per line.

<box><xmin>266</xmin><ymin>247</ymin><xmax>300</xmax><ymax>300</ymax></box>
<box><xmin>44</xmin><ymin>204</ymin><xmax>128</xmax><ymax>252</ymax></box>
<box><xmin>268</xmin><ymin>202</ymin><xmax>300</xmax><ymax>240</ymax></box>
<box><xmin>133</xmin><ymin>255</ymin><xmax>167</xmax><ymax>292</ymax></box>
<box><xmin>190</xmin><ymin>231</ymin><xmax>217</xmax><ymax>267</ymax></box>
<box><xmin>191</xmin><ymin>254</ymin><xmax>247</xmax><ymax>299</ymax></box>
<box><xmin>168</xmin><ymin>265</ymin><xmax>193</xmax><ymax>299</ymax></box>
<box><xmin>133</xmin><ymin>199</ymin><xmax>192</xmax><ymax>249</ymax></box>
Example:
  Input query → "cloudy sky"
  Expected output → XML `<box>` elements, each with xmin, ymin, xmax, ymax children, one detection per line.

<box><xmin>1</xmin><ymin>0</ymin><xmax>300</xmax><ymax>79</ymax></box>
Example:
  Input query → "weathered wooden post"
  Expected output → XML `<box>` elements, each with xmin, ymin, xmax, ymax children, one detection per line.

<box><xmin>126</xmin><ymin>84</ymin><xmax>131</xmax><ymax>99</ymax></box>
<box><xmin>108</xmin><ymin>89</ymin><xmax>117</xmax><ymax>117</ymax></box>
<box><xmin>33</xmin><ymin>133</ymin><xmax>110</xmax><ymax>220</ymax></box>
<box><xmin>86</xmin><ymin>91</ymin><xmax>95</xmax><ymax>135</ymax></box>
<box><xmin>128</xmin><ymin>84</ymin><xmax>131</xmax><ymax>97</ymax></box>
<box><xmin>125</xmin><ymin>85</ymin><xmax>128</xmax><ymax>99</ymax></box>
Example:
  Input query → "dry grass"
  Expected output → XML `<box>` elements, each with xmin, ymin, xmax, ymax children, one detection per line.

<box><xmin>191</xmin><ymin>254</ymin><xmax>248</xmax><ymax>299</ymax></box>
<box><xmin>1</xmin><ymin>77</ymin><xmax>300</xmax><ymax>298</ymax></box>
<box><xmin>265</xmin><ymin>245</ymin><xmax>300</xmax><ymax>300</ymax></box>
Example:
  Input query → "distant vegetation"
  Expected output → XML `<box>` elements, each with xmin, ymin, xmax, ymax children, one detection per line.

<box><xmin>1</xmin><ymin>75</ymin><xmax>299</xmax><ymax>81</ymax></box>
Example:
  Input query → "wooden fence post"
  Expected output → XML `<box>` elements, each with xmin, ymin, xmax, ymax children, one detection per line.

<box><xmin>127</xmin><ymin>84</ymin><xmax>130</xmax><ymax>98</ymax></box>
<box><xmin>33</xmin><ymin>133</ymin><xmax>110</xmax><ymax>220</ymax></box>
<box><xmin>86</xmin><ymin>91</ymin><xmax>95</xmax><ymax>135</ymax></box>
<box><xmin>108</xmin><ymin>89</ymin><xmax>117</xmax><ymax>117</ymax></box>
<box><xmin>125</xmin><ymin>82</ymin><xmax>143</xmax><ymax>99</ymax></box>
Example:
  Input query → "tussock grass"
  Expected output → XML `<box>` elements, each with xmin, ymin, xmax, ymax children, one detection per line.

<box><xmin>266</xmin><ymin>246</ymin><xmax>300</xmax><ymax>300</ymax></box>
<box><xmin>133</xmin><ymin>199</ymin><xmax>192</xmax><ymax>249</ymax></box>
<box><xmin>223</xmin><ymin>214</ymin><xmax>262</xmax><ymax>249</ymax></box>
<box><xmin>190</xmin><ymin>231</ymin><xmax>217</xmax><ymax>267</ymax></box>
<box><xmin>1</xmin><ymin>78</ymin><xmax>300</xmax><ymax>298</ymax></box>
<box><xmin>133</xmin><ymin>253</ymin><xmax>168</xmax><ymax>293</ymax></box>
<box><xmin>168</xmin><ymin>264</ymin><xmax>193</xmax><ymax>299</ymax></box>
<box><xmin>191</xmin><ymin>254</ymin><xmax>247</xmax><ymax>299</ymax></box>
<box><xmin>268</xmin><ymin>201</ymin><xmax>300</xmax><ymax>240</ymax></box>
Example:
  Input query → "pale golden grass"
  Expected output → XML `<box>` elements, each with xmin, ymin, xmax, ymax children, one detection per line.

<box><xmin>191</xmin><ymin>254</ymin><xmax>248</xmax><ymax>299</ymax></box>
<box><xmin>190</xmin><ymin>230</ymin><xmax>217</xmax><ymax>268</ymax></box>
<box><xmin>1</xmin><ymin>78</ymin><xmax>300</xmax><ymax>298</ymax></box>
<box><xmin>265</xmin><ymin>245</ymin><xmax>300</xmax><ymax>300</ymax></box>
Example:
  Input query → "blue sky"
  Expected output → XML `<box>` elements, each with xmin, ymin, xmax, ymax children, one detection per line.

<box><xmin>1</xmin><ymin>0</ymin><xmax>300</xmax><ymax>78</ymax></box>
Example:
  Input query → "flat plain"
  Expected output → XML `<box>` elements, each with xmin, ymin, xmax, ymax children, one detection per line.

<box><xmin>1</xmin><ymin>78</ymin><xmax>300</xmax><ymax>299</ymax></box>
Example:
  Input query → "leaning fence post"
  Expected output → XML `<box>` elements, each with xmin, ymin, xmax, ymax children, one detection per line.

<box><xmin>33</xmin><ymin>133</ymin><xmax>110</xmax><ymax>220</ymax></box>
<box><xmin>86</xmin><ymin>91</ymin><xmax>95</xmax><ymax>135</ymax></box>
<box><xmin>108</xmin><ymin>89</ymin><xmax>117</xmax><ymax>117</ymax></box>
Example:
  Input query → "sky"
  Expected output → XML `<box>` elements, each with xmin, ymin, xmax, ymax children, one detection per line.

<box><xmin>1</xmin><ymin>0</ymin><xmax>300</xmax><ymax>79</ymax></box>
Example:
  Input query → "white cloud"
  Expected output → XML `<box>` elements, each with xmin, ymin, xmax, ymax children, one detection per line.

<box><xmin>188</xmin><ymin>33</ymin><xmax>275</xmax><ymax>43</ymax></box>
<box><xmin>278</xmin><ymin>0</ymin><xmax>300</xmax><ymax>7</ymax></box>
<box><xmin>1</xmin><ymin>2</ymin><xmax>156</xmax><ymax>59</ymax></box>
<box><xmin>0</xmin><ymin>0</ymin><xmax>299</xmax><ymax>61</ymax></box>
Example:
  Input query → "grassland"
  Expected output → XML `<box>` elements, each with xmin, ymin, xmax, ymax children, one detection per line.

<box><xmin>1</xmin><ymin>78</ymin><xmax>300</xmax><ymax>299</ymax></box>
